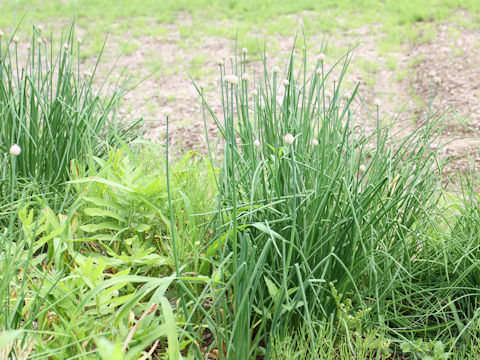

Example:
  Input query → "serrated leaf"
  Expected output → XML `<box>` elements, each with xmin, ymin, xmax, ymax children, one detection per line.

<box><xmin>84</xmin><ymin>208</ymin><xmax>126</xmax><ymax>222</ymax></box>
<box><xmin>80</xmin><ymin>222</ymin><xmax>124</xmax><ymax>232</ymax></box>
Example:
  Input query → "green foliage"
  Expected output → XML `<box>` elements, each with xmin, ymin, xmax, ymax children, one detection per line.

<box><xmin>194</xmin><ymin>42</ymin><xmax>446</xmax><ymax>358</ymax></box>
<box><xmin>0</xmin><ymin>25</ymin><xmax>139</xmax><ymax>191</ymax></box>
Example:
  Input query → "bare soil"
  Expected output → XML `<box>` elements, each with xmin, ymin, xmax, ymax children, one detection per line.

<box><xmin>76</xmin><ymin>16</ymin><xmax>480</xmax><ymax>174</ymax></box>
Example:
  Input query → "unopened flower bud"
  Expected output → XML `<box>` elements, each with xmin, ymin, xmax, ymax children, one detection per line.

<box><xmin>242</xmin><ymin>73</ymin><xmax>250</xmax><ymax>82</ymax></box>
<box><xmin>284</xmin><ymin>133</ymin><xmax>295</xmax><ymax>145</ymax></box>
<box><xmin>318</xmin><ymin>53</ymin><xmax>326</xmax><ymax>62</ymax></box>
<box><xmin>224</xmin><ymin>74</ymin><xmax>239</xmax><ymax>85</ymax></box>
<box><xmin>10</xmin><ymin>144</ymin><xmax>21</xmax><ymax>156</ymax></box>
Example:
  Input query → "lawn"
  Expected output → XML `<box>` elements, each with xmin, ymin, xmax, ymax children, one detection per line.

<box><xmin>2</xmin><ymin>1</ymin><xmax>480</xmax><ymax>359</ymax></box>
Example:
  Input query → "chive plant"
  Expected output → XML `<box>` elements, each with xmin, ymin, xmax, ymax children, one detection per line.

<box><xmin>0</xmin><ymin>24</ymin><xmax>139</xmax><ymax>192</ymax></box>
<box><xmin>193</xmin><ymin>44</ymin><xmax>445</xmax><ymax>358</ymax></box>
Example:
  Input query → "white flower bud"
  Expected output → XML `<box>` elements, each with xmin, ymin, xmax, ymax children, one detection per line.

<box><xmin>428</xmin><ymin>70</ymin><xmax>436</xmax><ymax>77</ymax></box>
<box><xmin>77</xmin><ymin>37</ymin><xmax>82</xmax><ymax>44</ymax></box>
<box><xmin>217</xmin><ymin>58</ymin><xmax>224</xmax><ymax>66</ymax></box>
<box><xmin>316</xmin><ymin>68</ymin><xmax>322</xmax><ymax>76</ymax></box>
<box><xmin>318</xmin><ymin>53</ymin><xmax>326</xmax><ymax>62</ymax></box>
<box><xmin>37</xmin><ymin>38</ymin><xmax>43</xmax><ymax>45</ymax></box>
<box><xmin>242</xmin><ymin>47</ymin><xmax>248</xmax><ymax>54</ymax></box>
<box><xmin>282</xmin><ymin>79</ymin><xmax>289</xmax><ymax>87</ymax></box>
<box><xmin>374</xmin><ymin>98</ymin><xmax>381</xmax><ymax>107</ymax></box>
<box><xmin>10</xmin><ymin>144</ymin><xmax>21</xmax><ymax>156</ymax></box>
<box><xmin>163</xmin><ymin>107</ymin><xmax>173</xmax><ymax>117</ymax></box>
<box><xmin>252</xmin><ymin>89</ymin><xmax>258</xmax><ymax>96</ymax></box>
<box><xmin>359</xmin><ymin>164</ymin><xmax>366</xmax><ymax>173</ymax></box>
<box><xmin>312</xmin><ymin>138</ymin><xmax>319</xmax><ymax>146</ymax></box>
<box><xmin>344</xmin><ymin>91</ymin><xmax>352</xmax><ymax>100</ymax></box>
<box><xmin>325</xmin><ymin>90</ymin><xmax>332</xmax><ymax>98</ymax></box>
<box><xmin>434</xmin><ymin>76</ymin><xmax>442</xmax><ymax>84</ymax></box>
<box><xmin>254</xmin><ymin>139</ymin><xmax>260</xmax><ymax>147</ymax></box>
<box><xmin>63</xmin><ymin>43</ymin><xmax>69</xmax><ymax>51</ymax></box>
<box><xmin>242</xmin><ymin>73</ymin><xmax>250</xmax><ymax>82</ymax></box>
<box><xmin>12</xmin><ymin>36</ymin><xmax>19</xmax><ymax>43</ymax></box>
<box><xmin>284</xmin><ymin>133</ymin><xmax>295</xmax><ymax>145</ymax></box>
<box><xmin>0</xmin><ymin>30</ymin><xmax>3</xmax><ymax>38</ymax></box>
<box><xmin>83</xmin><ymin>71</ymin><xmax>92</xmax><ymax>78</ymax></box>
<box><xmin>37</xmin><ymin>24</ymin><xmax>44</xmax><ymax>32</ymax></box>
<box><xmin>112</xmin><ymin>289</ymin><xmax>119</xmax><ymax>297</ymax></box>
<box><xmin>273</xmin><ymin>65</ymin><xmax>280</xmax><ymax>74</ymax></box>
<box><xmin>224</xmin><ymin>74</ymin><xmax>239</xmax><ymax>85</ymax></box>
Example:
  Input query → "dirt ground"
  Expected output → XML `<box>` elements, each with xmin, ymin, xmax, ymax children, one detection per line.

<box><xmin>78</xmin><ymin>16</ymin><xmax>480</xmax><ymax>176</ymax></box>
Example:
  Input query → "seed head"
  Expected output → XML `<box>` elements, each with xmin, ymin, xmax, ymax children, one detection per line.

<box><xmin>242</xmin><ymin>73</ymin><xmax>250</xmax><ymax>82</ymax></box>
<box><xmin>273</xmin><ymin>65</ymin><xmax>280</xmax><ymax>74</ymax></box>
<box><xmin>10</xmin><ymin>144</ymin><xmax>21</xmax><ymax>156</ymax></box>
<box><xmin>242</xmin><ymin>47</ymin><xmax>248</xmax><ymax>54</ymax></box>
<box><xmin>224</xmin><ymin>74</ymin><xmax>239</xmax><ymax>85</ymax></box>
<box><xmin>312</xmin><ymin>138</ymin><xmax>319</xmax><ymax>146</ymax></box>
<box><xmin>284</xmin><ymin>133</ymin><xmax>295</xmax><ymax>145</ymax></box>
<box><xmin>12</xmin><ymin>36</ymin><xmax>19</xmax><ymax>43</ymax></box>
<box><xmin>374</xmin><ymin>98</ymin><xmax>381</xmax><ymax>107</ymax></box>
<box><xmin>282</xmin><ymin>79</ymin><xmax>289</xmax><ymax>87</ymax></box>
<box><xmin>434</xmin><ymin>76</ymin><xmax>442</xmax><ymax>84</ymax></box>
<box><xmin>318</xmin><ymin>53</ymin><xmax>326</xmax><ymax>62</ymax></box>
<box><xmin>254</xmin><ymin>139</ymin><xmax>260</xmax><ymax>147</ymax></box>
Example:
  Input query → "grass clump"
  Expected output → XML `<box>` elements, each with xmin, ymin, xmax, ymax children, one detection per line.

<box><xmin>190</xmin><ymin>43</ymin><xmax>462</xmax><ymax>358</ymax></box>
<box><xmin>0</xmin><ymin>25</ymin><xmax>139</xmax><ymax>192</ymax></box>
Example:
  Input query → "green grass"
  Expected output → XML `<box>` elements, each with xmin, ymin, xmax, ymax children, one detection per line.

<box><xmin>3</xmin><ymin>13</ymin><xmax>480</xmax><ymax>360</ymax></box>
<box><xmin>1</xmin><ymin>0</ymin><xmax>479</xmax><ymax>55</ymax></box>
